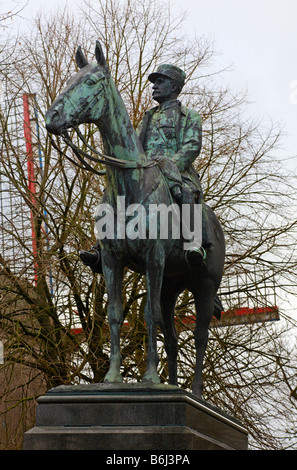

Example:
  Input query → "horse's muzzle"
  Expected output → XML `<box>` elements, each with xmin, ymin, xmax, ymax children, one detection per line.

<box><xmin>45</xmin><ymin>108</ymin><xmax>66</xmax><ymax>135</ymax></box>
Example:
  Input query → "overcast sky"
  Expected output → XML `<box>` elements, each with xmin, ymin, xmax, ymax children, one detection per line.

<box><xmin>177</xmin><ymin>0</ymin><xmax>297</xmax><ymax>168</ymax></box>
<box><xmin>5</xmin><ymin>0</ymin><xmax>297</xmax><ymax>168</ymax></box>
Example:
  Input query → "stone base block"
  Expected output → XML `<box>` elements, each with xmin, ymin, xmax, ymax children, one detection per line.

<box><xmin>23</xmin><ymin>383</ymin><xmax>248</xmax><ymax>450</ymax></box>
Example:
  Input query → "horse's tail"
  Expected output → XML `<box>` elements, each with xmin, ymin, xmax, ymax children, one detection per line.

<box><xmin>213</xmin><ymin>295</ymin><xmax>224</xmax><ymax>320</ymax></box>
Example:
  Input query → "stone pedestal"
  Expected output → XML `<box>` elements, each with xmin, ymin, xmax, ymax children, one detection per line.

<box><xmin>23</xmin><ymin>383</ymin><xmax>248</xmax><ymax>450</ymax></box>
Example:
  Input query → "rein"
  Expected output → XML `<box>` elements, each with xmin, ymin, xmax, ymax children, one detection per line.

<box><xmin>50</xmin><ymin>127</ymin><xmax>164</xmax><ymax>175</ymax></box>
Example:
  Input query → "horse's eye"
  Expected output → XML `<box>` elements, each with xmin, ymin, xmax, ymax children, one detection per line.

<box><xmin>85</xmin><ymin>76</ymin><xmax>98</xmax><ymax>86</ymax></box>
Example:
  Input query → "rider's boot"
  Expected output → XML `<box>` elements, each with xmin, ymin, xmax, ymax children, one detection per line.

<box><xmin>185</xmin><ymin>245</ymin><xmax>207</xmax><ymax>265</ymax></box>
<box><xmin>79</xmin><ymin>240</ymin><xmax>103</xmax><ymax>274</ymax></box>
<box><xmin>201</xmin><ymin>200</ymin><xmax>214</xmax><ymax>252</ymax></box>
<box><xmin>172</xmin><ymin>186</ymin><xmax>213</xmax><ymax>266</ymax></box>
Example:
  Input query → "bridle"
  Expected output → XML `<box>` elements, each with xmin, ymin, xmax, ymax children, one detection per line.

<box><xmin>48</xmin><ymin>127</ymin><xmax>169</xmax><ymax>208</ymax></box>
<box><xmin>49</xmin><ymin>126</ymin><xmax>165</xmax><ymax>177</ymax></box>
<box><xmin>50</xmin><ymin>126</ymin><xmax>165</xmax><ymax>175</ymax></box>
<box><xmin>48</xmin><ymin>73</ymin><xmax>165</xmax><ymax>177</ymax></box>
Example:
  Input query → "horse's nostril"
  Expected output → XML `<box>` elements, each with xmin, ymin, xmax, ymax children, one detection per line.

<box><xmin>45</xmin><ymin>109</ymin><xmax>64</xmax><ymax>134</ymax></box>
<box><xmin>52</xmin><ymin>110</ymin><xmax>60</xmax><ymax>122</ymax></box>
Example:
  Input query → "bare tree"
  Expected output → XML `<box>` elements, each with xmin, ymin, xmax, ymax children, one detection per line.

<box><xmin>0</xmin><ymin>0</ymin><xmax>297</xmax><ymax>449</ymax></box>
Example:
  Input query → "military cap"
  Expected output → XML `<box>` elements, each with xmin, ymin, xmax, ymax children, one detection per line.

<box><xmin>148</xmin><ymin>64</ymin><xmax>186</xmax><ymax>89</ymax></box>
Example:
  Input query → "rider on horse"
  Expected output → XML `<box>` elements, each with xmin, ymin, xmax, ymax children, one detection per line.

<box><xmin>80</xmin><ymin>64</ymin><xmax>213</xmax><ymax>272</ymax></box>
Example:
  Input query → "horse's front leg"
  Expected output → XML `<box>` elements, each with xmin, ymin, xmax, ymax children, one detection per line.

<box><xmin>101</xmin><ymin>250</ymin><xmax>124</xmax><ymax>383</ymax></box>
<box><xmin>142</xmin><ymin>245</ymin><xmax>165</xmax><ymax>384</ymax></box>
<box><xmin>160</xmin><ymin>281</ymin><xmax>179</xmax><ymax>387</ymax></box>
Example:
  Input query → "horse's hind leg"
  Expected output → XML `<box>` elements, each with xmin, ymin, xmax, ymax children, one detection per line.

<box><xmin>101</xmin><ymin>250</ymin><xmax>124</xmax><ymax>383</ymax></box>
<box><xmin>160</xmin><ymin>281</ymin><xmax>179</xmax><ymax>386</ymax></box>
<box><xmin>193</xmin><ymin>283</ymin><xmax>215</xmax><ymax>398</ymax></box>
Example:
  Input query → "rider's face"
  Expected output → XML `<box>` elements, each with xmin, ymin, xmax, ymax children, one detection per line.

<box><xmin>152</xmin><ymin>76</ymin><xmax>177</xmax><ymax>104</ymax></box>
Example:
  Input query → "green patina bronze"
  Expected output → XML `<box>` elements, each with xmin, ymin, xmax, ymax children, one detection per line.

<box><xmin>45</xmin><ymin>41</ymin><xmax>225</xmax><ymax>398</ymax></box>
<box><xmin>136</xmin><ymin>96</ymin><xmax>212</xmax><ymax>247</ymax></box>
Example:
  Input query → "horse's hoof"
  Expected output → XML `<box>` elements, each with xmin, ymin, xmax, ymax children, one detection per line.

<box><xmin>104</xmin><ymin>378</ymin><xmax>123</xmax><ymax>385</ymax></box>
<box><xmin>192</xmin><ymin>383</ymin><xmax>203</xmax><ymax>399</ymax></box>
<box><xmin>142</xmin><ymin>371</ymin><xmax>161</xmax><ymax>384</ymax></box>
<box><xmin>104</xmin><ymin>372</ymin><xmax>123</xmax><ymax>384</ymax></box>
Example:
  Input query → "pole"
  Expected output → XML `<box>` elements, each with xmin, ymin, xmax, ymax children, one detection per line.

<box><xmin>23</xmin><ymin>93</ymin><xmax>38</xmax><ymax>285</ymax></box>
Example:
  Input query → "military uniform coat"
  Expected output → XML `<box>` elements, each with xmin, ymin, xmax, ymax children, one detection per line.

<box><xmin>137</xmin><ymin>99</ymin><xmax>203</xmax><ymax>198</ymax></box>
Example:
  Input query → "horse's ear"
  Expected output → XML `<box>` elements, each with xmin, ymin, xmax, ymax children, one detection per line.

<box><xmin>95</xmin><ymin>40</ymin><xmax>107</xmax><ymax>67</ymax></box>
<box><xmin>76</xmin><ymin>46</ymin><xmax>89</xmax><ymax>69</ymax></box>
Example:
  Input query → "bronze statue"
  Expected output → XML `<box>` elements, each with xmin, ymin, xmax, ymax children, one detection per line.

<box><xmin>80</xmin><ymin>63</ymin><xmax>212</xmax><ymax>272</ymax></box>
<box><xmin>138</xmin><ymin>65</ymin><xmax>213</xmax><ymax>248</ymax></box>
<box><xmin>45</xmin><ymin>41</ymin><xmax>225</xmax><ymax>398</ymax></box>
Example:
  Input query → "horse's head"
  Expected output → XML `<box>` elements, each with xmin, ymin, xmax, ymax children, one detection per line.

<box><xmin>45</xmin><ymin>41</ymin><xmax>109</xmax><ymax>135</ymax></box>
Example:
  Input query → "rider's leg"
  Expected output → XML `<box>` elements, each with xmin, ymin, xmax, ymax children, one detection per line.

<box><xmin>173</xmin><ymin>186</ymin><xmax>213</xmax><ymax>265</ymax></box>
<box><xmin>198</xmin><ymin>191</ymin><xmax>214</xmax><ymax>251</ymax></box>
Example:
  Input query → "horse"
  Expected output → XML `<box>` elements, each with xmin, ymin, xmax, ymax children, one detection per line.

<box><xmin>45</xmin><ymin>41</ymin><xmax>225</xmax><ymax>398</ymax></box>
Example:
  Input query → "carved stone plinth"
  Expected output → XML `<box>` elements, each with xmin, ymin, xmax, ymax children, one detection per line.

<box><xmin>23</xmin><ymin>383</ymin><xmax>248</xmax><ymax>450</ymax></box>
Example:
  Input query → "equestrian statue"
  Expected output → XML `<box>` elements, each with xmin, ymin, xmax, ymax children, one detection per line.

<box><xmin>45</xmin><ymin>41</ymin><xmax>225</xmax><ymax>398</ymax></box>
